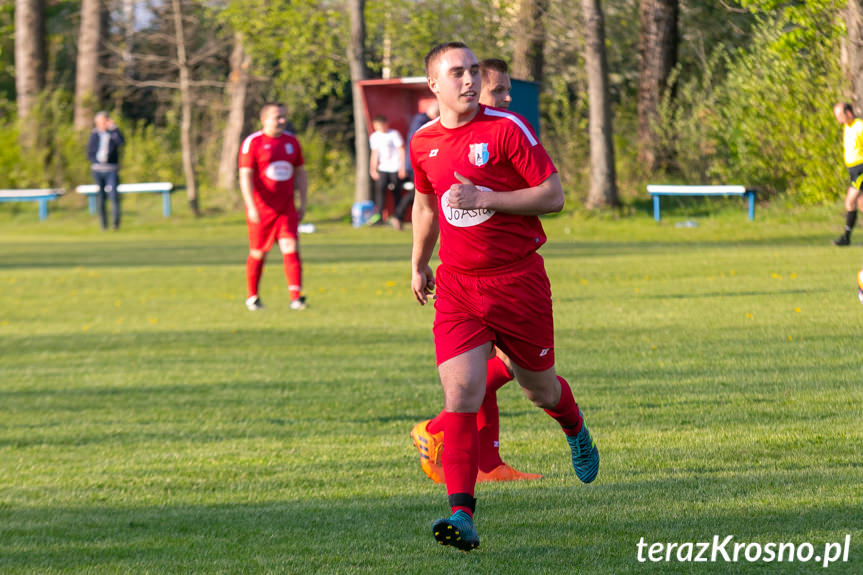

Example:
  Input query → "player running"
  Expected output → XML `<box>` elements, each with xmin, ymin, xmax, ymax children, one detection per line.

<box><xmin>832</xmin><ymin>102</ymin><xmax>863</xmax><ymax>246</ymax></box>
<box><xmin>239</xmin><ymin>103</ymin><xmax>308</xmax><ymax>311</ymax></box>
<box><xmin>410</xmin><ymin>57</ymin><xmax>542</xmax><ymax>485</ymax></box>
<box><xmin>410</xmin><ymin>42</ymin><xmax>599</xmax><ymax>551</ymax></box>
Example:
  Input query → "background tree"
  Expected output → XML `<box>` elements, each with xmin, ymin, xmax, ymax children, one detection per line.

<box><xmin>14</xmin><ymin>0</ymin><xmax>45</xmax><ymax>129</ymax></box>
<box><xmin>581</xmin><ymin>0</ymin><xmax>618</xmax><ymax>209</ymax></box>
<box><xmin>843</xmin><ymin>0</ymin><xmax>863</xmax><ymax>114</ymax></box>
<box><xmin>637</xmin><ymin>0</ymin><xmax>678</xmax><ymax>173</ymax></box>
<box><xmin>172</xmin><ymin>0</ymin><xmax>199</xmax><ymax>216</ymax></box>
<box><xmin>348</xmin><ymin>0</ymin><xmax>370</xmax><ymax>204</ymax></box>
<box><xmin>73</xmin><ymin>0</ymin><xmax>101</xmax><ymax>132</ymax></box>
<box><xmin>217</xmin><ymin>32</ymin><xmax>250</xmax><ymax>194</ymax></box>
<box><xmin>512</xmin><ymin>0</ymin><xmax>547</xmax><ymax>83</ymax></box>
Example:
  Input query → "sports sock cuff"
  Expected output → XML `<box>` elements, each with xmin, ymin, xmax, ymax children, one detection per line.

<box><xmin>545</xmin><ymin>376</ymin><xmax>583</xmax><ymax>435</ymax></box>
<box><xmin>427</xmin><ymin>412</ymin><xmax>445</xmax><ymax>435</ymax></box>
<box><xmin>448</xmin><ymin>493</ymin><xmax>476</xmax><ymax>513</ymax></box>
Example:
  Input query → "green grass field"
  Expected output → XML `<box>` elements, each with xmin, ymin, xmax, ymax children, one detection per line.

<box><xmin>1</xmin><ymin>199</ymin><xmax>861</xmax><ymax>574</ymax></box>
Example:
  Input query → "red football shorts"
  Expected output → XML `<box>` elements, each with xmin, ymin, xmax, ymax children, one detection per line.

<box><xmin>247</xmin><ymin>207</ymin><xmax>298</xmax><ymax>252</ymax></box>
<box><xmin>433</xmin><ymin>252</ymin><xmax>555</xmax><ymax>372</ymax></box>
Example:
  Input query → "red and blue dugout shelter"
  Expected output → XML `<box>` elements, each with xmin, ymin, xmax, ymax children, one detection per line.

<box><xmin>355</xmin><ymin>76</ymin><xmax>540</xmax><ymax>224</ymax></box>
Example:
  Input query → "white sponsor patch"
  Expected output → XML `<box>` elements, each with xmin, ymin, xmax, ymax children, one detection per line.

<box><xmin>440</xmin><ymin>186</ymin><xmax>495</xmax><ymax>228</ymax></box>
<box><xmin>264</xmin><ymin>160</ymin><xmax>294</xmax><ymax>182</ymax></box>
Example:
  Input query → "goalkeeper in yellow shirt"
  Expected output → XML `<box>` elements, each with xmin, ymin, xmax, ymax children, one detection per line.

<box><xmin>833</xmin><ymin>102</ymin><xmax>863</xmax><ymax>246</ymax></box>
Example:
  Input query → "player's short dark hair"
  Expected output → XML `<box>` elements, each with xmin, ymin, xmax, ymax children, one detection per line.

<box><xmin>844</xmin><ymin>102</ymin><xmax>854</xmax><ymax>115</ymax></box>
<box><xmin>373</xmin><ymin>115</ymin><xmax>388</xmax><ymax>123</ymax></box>
<box><xmin>260</xmin><ymin>102</ymin><xmax>284</xmax><ymax>119</ymax></box>
<box><xmin>425</xmin><ymin>42</ymin><xmax>470</xmax><ymax>77</ymax></box>
<box><xmin>480</xmin><ymin>58</ymin><xmax>508</xmax><ymax>84</ymax></box>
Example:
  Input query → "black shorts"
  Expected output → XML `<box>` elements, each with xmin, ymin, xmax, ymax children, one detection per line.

<box><xmin>848</xmin><ymin>164</ymin><xmax>863</xmax><ymax>189</ymax></box>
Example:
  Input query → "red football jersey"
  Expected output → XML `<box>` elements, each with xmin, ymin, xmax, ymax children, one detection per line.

<box><xmin>410</xmin><ymin>105</ymin><xmax>557</xmax><ymax>272</ymax></box>
<box><xmin>239</xmin><ymin>131</ymin><xmax>305</xmax><ymax>214</ymax></box>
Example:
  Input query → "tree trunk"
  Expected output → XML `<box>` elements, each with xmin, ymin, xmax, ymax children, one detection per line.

<box><xmin>511</xmin><ymin>0</ymin><xmax>547</xmax><ymax>83</ymax></box>
<box><xmin>347</xmin><ymin>0</ymin><xmax>371</xmax><ymax>204</ymax></box>
<box><xmin>74</xmin><ymin>0</ymin><xmax>102</xmax><ymax>132</ymax></box>
<box><xmin>637</xmin><ymin>0</ymin><xmax>678</xmax><ymax>172</ymax></box>
<box><xmin>581</xmin><ymin>0</ymin><xmax>618</xmax><ymax>209</ymax></box>
<box><xmin>113</xmin><ymin>0</ymin><xmax>135</xmax><ymax>112</ymax></box>
<box><xmin>844</xmin><ymin>0</ymin><xmax>863</xmax><ymax>114</ymax></box>
<box><xmin>172</xmin><ymin>0</ymin><xmax>200</xmax><ymax>216</ymax></box>
<box><xmin>14</xmin><ymin>0</ymin><xmax>45</xmax><ymax>130</ymax></box>
<box><xmin>218</xmin><ymin>33</ymin><xmax>250</xmax><ymax>194</ymax></box>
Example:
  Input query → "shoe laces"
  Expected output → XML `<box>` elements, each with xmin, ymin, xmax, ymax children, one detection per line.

<box><xmin>568</xmin><ymin>426</ymin><xmax>592</xmax><ymax>457</ymax></box>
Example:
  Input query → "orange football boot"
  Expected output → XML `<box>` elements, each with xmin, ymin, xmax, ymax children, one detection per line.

<box><xmin>410</xmin><ymin>420</ymin><xmax>445</xmax><ymax>483</ymax></box>
<box><xmin>477</xmin><ymin>463</ymin><xmax>543</xmax><ymax>483</ymax></box>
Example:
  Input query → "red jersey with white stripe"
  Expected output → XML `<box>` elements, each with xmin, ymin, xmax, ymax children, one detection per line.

<box><xmin>410</xmin><ymin>105</ymin><xmax>557</xmax><ymax>273</ymax></box>
<box><xmin>239</xmin><ymin>131</ymin><xmax>305</xmax><ymax>214</ymax></box>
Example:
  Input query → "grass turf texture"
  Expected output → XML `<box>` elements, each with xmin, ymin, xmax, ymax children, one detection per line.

<box><xmin>1</xmin><ymin>203</ymin><xmax>861</xmax><ymax>574</ymax></box>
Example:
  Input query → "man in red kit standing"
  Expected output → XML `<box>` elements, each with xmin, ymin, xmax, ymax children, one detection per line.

<box><xmin>239</xmin><ymin>103</ymin><xmax>308</xmax><ymax>311</ymax></box>
<box><xmin>410</xmin><ymin>42</ymin><xmax>599</xmax><ymax>551</ymax></box>
<box><xmin>409</xmin><ymin>57</ymin><xmax>542</xmax><ymax>485</ymax></box>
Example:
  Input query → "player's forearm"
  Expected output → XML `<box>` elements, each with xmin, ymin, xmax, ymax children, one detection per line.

<box><xmin>294</xmin><ymin>167</ymin><xmax>308</xmax><ymax>210</ymax></box>
<box><xmin>411</xmin><ymin>202</ymin><xmax>438</xmax><ymax>271</ymax></box>
<box><xmin>239</xmin><ymin>170</ymin><xmax>255</xmax><ymax>209</ymax></box>
<box><xmin>482</xmin><ymin>174</ymin><xmax>564</xmax><ymax>216</ymax></box>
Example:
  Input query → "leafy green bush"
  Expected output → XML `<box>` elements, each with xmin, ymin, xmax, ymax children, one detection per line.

<box><xmin>116</xmin><ymin>118</ymin><xmax>184</xmax><ymax>187</ymax></box>
<box><xmin>298</xmin><ymin>126</ymin><xmax>355</xmax><ymax>221</ymax></box>
<box><xmin>659</xmin><ymin>5</ymin><xmax>844</xmax><ymax>204</ymax></box>
<box><xmin>0</xmin><ymin>94</ymin><xmax>183</xmax><ymax>199</ymax></box>
<box><xmin>542</xmin><ymin>76</ymin><xmax>590</xmax><ymax>205</ymax></box>
<box><xmin>0</xmin><ymin>92</ymin><xmax>88</xmax><ymax>191</ymax></box>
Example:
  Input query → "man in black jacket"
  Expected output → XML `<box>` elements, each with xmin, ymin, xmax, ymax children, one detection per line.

<box><xmin>87</xmin><ymin>111</ymin><xmax>125</xmax><ymax>230</ymax></box>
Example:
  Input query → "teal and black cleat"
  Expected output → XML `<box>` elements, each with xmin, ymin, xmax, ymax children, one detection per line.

<box><xmin>567</xmin><ymin>414</ymin><xmax>599</xmax><ymax>483</ymax></box>
<box><xmin>432</xmin><ymin>510</ymin><xmax>480</xmax><ymax>551</ymax></box>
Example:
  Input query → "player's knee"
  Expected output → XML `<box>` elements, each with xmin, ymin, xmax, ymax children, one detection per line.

<box><xmin>523</xmin><ymin>388</ymin><xmax>556</xmax><ymax>409</ymax></box>
<box><xmin>442</xmin><ymin>381</ymin><xmax>485</xmax><ymax>412</ymax></box>
<box><xmin>249</xmin><ymin>250</ymin><xmax>264</xmax><ymax>260</ymax></box>
<box><xmin>517</xmin><ymin>372</ymin><xmax>560</xmax><ymax>409</ymax></box>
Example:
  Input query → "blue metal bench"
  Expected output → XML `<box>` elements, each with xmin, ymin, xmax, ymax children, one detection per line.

<box><xmin>76</xmin><ymin>182</ymin><xmax>175</xmax><ymax>217</ymax></box>
<box><xmin>647</xmin><ymin>185</ymin><xmax>756</xmax><ymax>222</ymax></box>
<box><xmin>0</xmin><ymin>188</ymin><xmax>65</xmax><ymax>221</ymax></box>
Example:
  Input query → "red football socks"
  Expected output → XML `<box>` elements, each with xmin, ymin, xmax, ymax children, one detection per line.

<box><xmin>283</xmin><ymin>252</ymin><xmax>302</xmax><ymax>300</ymax></box>
<box><xmin>544</xmin><ymin>376</ymin><xmax>583</xmax><ymax>436</ymax></box>
<box><xmin>428</xmin><ymin>355</ymin><xmax>512</xmax><ymax>438</ymax></box>
<box><xmin>426</xmin><ymin>411</ymin><xmax>445</xmax><ymax>435</ymax></box>
<box><xmin>246</xmin><ymin>255</ymin><xmax>264</xmax><ymax>298</ymax></box>
<box><xmin>442</xmin><ymin>411</ymin><xmax>478</xmax><ymax>517</ymax></box>
<box><xmin>477</xmin><ymin>355</ymin><xmax>513</xmax><ymax>472</ymax></box>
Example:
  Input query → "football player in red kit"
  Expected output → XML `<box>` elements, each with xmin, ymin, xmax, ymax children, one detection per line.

<box><xmin>410</xmin><ymin>42</ymin><xmax>599</xmax><ymax>551</ymax></box>
<box><xmin>239</xmin><ymin>103</ymin><xmax>308</xmax><ymax>311</ymax></box>
<box><xmin>410</xmin><ymin>57</ymin><xmax>542</xmax><ymax>485</ymax></box>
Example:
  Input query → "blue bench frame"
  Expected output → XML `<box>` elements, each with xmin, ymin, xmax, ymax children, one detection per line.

<box><xmin>0</xmin><ymin>189</ymin><xmax>65</xmax><ymax>221</ymax></box>
<box><xmin>647</xmin><ymin>185</ymin><xmax>756</xmax><ymax>222</ymax></box>
<box><xmin>76</xmin><ymin>182</ymin><xmax>175</xmax><ymax>217</ymax></box>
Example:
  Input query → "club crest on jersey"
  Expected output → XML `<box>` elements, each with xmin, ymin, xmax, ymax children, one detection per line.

<box><xmin>285</xmin><ymin>143</ymin><xmax>294</xmax><ymax>155</ymax></box>
<box><xmin>469</xmin><ymin>143</ymin><xmax>489</xmax><ymax>167</ymax></box>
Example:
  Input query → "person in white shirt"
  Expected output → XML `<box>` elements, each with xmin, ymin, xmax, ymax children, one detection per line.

<box><xmin>368</xmin><ymin>115</ymin><xmax>406</xmax><ymax>227</ymax></box>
